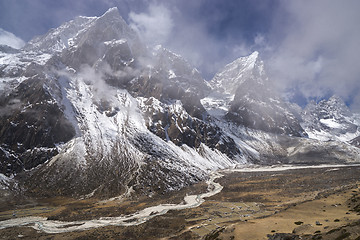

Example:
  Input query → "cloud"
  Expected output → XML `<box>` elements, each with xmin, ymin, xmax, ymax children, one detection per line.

<box><xmin>351</xmin><ymin>94</ymin><xmax>360</xmax><ymax>113</ymax></box>
<box><xmin>0</xmin><ymin>0</ymin><xmax>276</xmax><ymax>79</ymax></box>
<box><xmin>127</xmin><ymin>1</ymin><xmax>261</xmax><ymax>79</ymax></box>
<box><xmin>166</xmin><ymin>17</ymin><xmax>229</xmax><ymax>78</ymax></box>
<box><xmin>232</xmin><ymin>43</ymin><xmax>251</xmax><ymax>58</ymax></box>
<box><xmin>2</xmin><ymin>0</ymin><xmax>358</xmax><ymax>110</ymax></box>
<box><xmin>0</xmin><ymin>28</ymin><xmax>25</xmax><ymax>49</ymax></box>
<box><xmin>266</xmin><ymin>0</ymin><xmax>360</xmax><ymax>108</ymax></box>
<box><xmin>129</xmin><ymin>3</ymin><xmax>173</xmax><ymax>46</ymax></box>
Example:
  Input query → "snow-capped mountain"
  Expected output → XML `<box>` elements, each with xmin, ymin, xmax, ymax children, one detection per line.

<box><xmin>24</xmin><ymin>8</ymin><xmax>142</xmax><ymax>55</ymax></box>
<box><xmin>301</xmin><ymin>96</ymin><xmax>360</xmax><ymax>142</ymax></box>
<box><xmin>211</xmin><ymin>51</ymin><xmax>264</xmax><ymax>95</ymax></box>
<box><xmin>205</xmin><ymin>51</ymin><xmax>307</xmax><ymax>137</ymax></box>
<box><xmin>0</xmin><ymin>8</ymin><xmax>241</xmax><ymax>198</ymax></box>
<box><xmin>0</xmin><ymin>8</ymin><xmax>359</xmax><ymax>198</ymax></box>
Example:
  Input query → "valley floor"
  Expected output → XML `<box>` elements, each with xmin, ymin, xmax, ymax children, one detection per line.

<box><xmin>1</xmin><ymin>165</ymin><xmax>360</xmax><ymax>239</ymax></box>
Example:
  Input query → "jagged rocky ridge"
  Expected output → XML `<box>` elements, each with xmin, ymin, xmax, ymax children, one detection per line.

<box><xmin>0</xmin><ymin>8</ymin><xmax>359</xmax><ymax>198</ymax></box>
<box><xmin>301</xmin><ymin>96</ymin><xmax>360</xmax><ymax>142</ymax></box>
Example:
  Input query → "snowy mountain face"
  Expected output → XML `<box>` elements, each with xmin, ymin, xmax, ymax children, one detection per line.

<box><xmin>301</xmin><ymin>96</ymin><xmax>360</xmax><ymax>142</ymax></box>
<box><xmin>0</xmin><ymin>8</ymin><xmax>241</xmax><ymax>198</ymax></box>
<box><xmin>0</xmin><ymin>8</ymin><xmax>359</xmax><ymax>198</ymax></box>
<box><xmin>206</xmin><ymin>52</ymin><xmax>307</xmax><ymax>137</ymax></box>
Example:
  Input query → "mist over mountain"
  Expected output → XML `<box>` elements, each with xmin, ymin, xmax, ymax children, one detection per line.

<box><xmin>0</xmin><ymin>8</ymin><xmax>359</xmax><ymax>199</ymax></box>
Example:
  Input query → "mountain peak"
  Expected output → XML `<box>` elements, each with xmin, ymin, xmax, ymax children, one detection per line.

<box><xmin>317</xmin><ymin>95</ymin><xmax>348</xmax><ymax>113</ymax></box>
<box><xmin>98</xmin><ymin>7</ymin><xmax>124</xmax><ymax>23</ymax></box>
<box><xmin>302</xmin><ymin>95</ymin><xmax>359</xmax><ymax>142</ymax></box>
<box><xmin>248</xmin><ymin>50</ymin><xmax>259</xmax><ymax>60</ymax></box>
<box><xmin>102</xmin><ymin>7</ymin><xmax>119</xmax><ymax>16</ymax></box>
<box><xmin>210</xmin><ymin>51</ymin><xmax>264</xmax><ymax>95</ymax></box>
<box><xmin>328</xmin><ymin>95</ymin><xmax>345</xmax><ymax>105</ymax></box>
<box><xmin>24</xmin><ymin>7</ymin><xmax>139</xmax><ymax>54</ymax></box>
<box><xmin>231</xmin><ymin>51</ymin><xmax>260</xmax><ymax>70</ymax></box>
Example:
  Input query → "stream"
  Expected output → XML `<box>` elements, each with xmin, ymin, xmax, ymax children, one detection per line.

<box><xmin>0</xmin><ymin>164</ymin><xmax>359</xmax><ymax>233</ymax></box>
<box><xmin>0</xmin><ymin>172</ymin><xmax>223</xmax><ymax>234</ymax></box>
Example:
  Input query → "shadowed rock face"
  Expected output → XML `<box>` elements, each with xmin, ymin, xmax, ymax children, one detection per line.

<box><xmin>227</xmin><ymin>79</ymin><xmax>306</xmax><ymax>136</ymax></box>
<box><xmin>0</xmin><ymin>76</ymin><xmax>75</xmax><ymax>176</ymax></box>
<box><xmin>139</xmin><ymin>97</ymin><xmax>241</xmax><ymax>159</ymax></box>
<box><xmin>350</xmin><ymin>136</ymin><xmax>360</xmax><ymax>148</ymax></box>
<box><xmin>211</xmin><ymin>51</ymin><xmax>307</xmax><ymax>137</ymax></box>
<box><xmin>0</xmin><ymin>45</ymin><xmax>19</xmax><ymax>54</ymax></box>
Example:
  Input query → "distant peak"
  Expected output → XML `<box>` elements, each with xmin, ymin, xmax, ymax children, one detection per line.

<box><xmin>329</xmin><ymin>95</ymin><xmax>342</xmax><ymax>101</ymax></box>
<box><xmin>249</xmin><ymin>51</ymin><xmax>259</xmax><ymax>58</ymax></box>
<box><xmin>229</xmin><ymin>51</ymin><xmax>261</xmax><ymax>71</ymax></box>
<box><xmin>96</xmin><ymin>7</ymin><xmax>128</xmax><ymax>26</ymax></box>
<box><xmin>235</xmin><ymin>51</ymin><xmax>259</xmax><ymax>60</ymax></box>
<box><xmin>104</xmin><ymin>7</ymin><xmax>119</xmax><ymax>14</ymax></box>
<box><xmin>153</xmin><ymin>44</ymin><xmax>162</xmax><ymax>51</ymax></box>
<box><xmin>246</xmin><ymin>51</ymin><xmax>260</xmax><ymax>62</ymax></box>
<box><xmin>328</xmin><ymin>95</ymin><xmax>346</xmax><ymax>105</ymax></box>
<box><xmin>100</xmin><ymin>7</ymin><xmax>121</xmax><ymax>18</ymax></box>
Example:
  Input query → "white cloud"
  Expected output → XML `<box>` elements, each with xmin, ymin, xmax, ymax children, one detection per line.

<box><xmin>0</xmin><ymin>28</ymin><xmax>25</xmax><ymax>49</ymax></box>
<box><xmin>232</xmin><ymin>43</ymin><xmax>251</xmax><ymax>57</ymax></box>
<box><xmin>267</xmin><ymin>0</ymin><xmax>360</xmax><ymax>104</ymax></box>
<box><xmin>254</xmin><ymin>34</ymin><xmax>265</xmax><ymax>46</ymax></box>
<box><xmin>350</xmin><ymin>94</ymin><xmax>360</xmax><ymax>113</ymax></box>
<box><xmin>129</xmin><ymin>3</ymin><xmax>173</xmax><ymax>46</ymax></box>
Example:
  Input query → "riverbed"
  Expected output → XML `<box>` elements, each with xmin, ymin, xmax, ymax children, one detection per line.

<box><xmin>0</xmin><ymin>164</ymin><xmax>359</xmax><ymax>237</ymax></box>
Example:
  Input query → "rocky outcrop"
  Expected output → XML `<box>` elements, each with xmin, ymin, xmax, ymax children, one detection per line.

<box><xmin>350</xmin><ymin>136</ymin><xmax>360</xmax><ymax>148</ymax></box>
<box><xmin>0</xmin><ymin>75</ymin><xmax>75</xmax><ymax>175</ymax></box>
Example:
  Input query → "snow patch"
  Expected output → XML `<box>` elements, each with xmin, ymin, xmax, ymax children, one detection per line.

<box><xmin>320</xmin><ymin>118</ymin><xmax>343</xmax><ymax>129</ymax></box>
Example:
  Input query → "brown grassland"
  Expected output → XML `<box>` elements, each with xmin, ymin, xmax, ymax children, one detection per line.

<box><xmin>1</xmin><ymin>165</ymin><xmax>360</xmax><ymax>239</ymax></box>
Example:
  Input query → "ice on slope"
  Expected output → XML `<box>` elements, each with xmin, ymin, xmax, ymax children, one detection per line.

<box><xmin>104</xmin><ymin>39</ymin><xmax>127</xmax><ymax>46</ymax></box>
<box><xmin>319</xmin><ymin>118</ymin><xmax>343</xmax><ymax>129</ymax></box>
<box><xmin>306</xmin><ymin>128</ymin><xmax>360</xmax><ymax>142</ymax></box>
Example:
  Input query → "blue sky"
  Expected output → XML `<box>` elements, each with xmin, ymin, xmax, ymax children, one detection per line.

<box><xmin>0</xmin><ymin>0</ymin><xmax>359</xmax><ymax>110</ymax></box>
